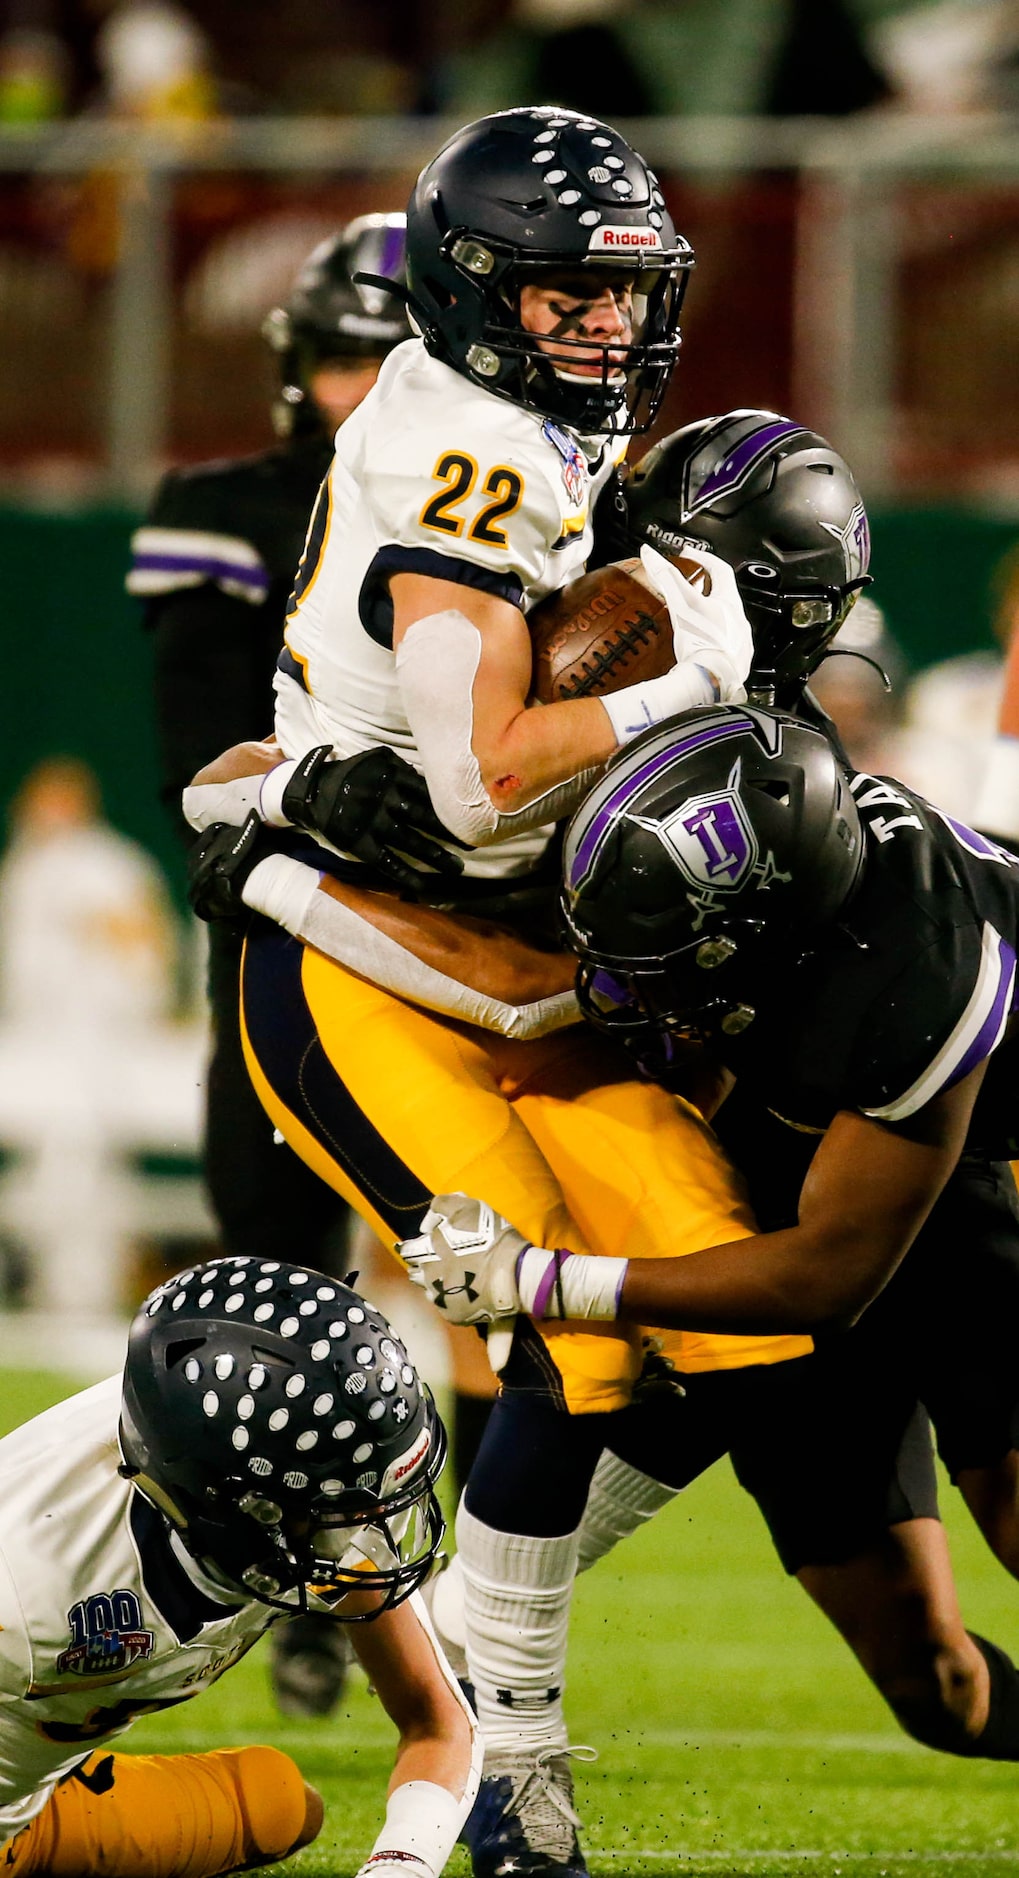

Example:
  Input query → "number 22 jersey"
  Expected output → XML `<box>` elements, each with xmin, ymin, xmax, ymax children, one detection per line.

<box><xmin>274</xmin><ymin>337</ymin><xmax>625</xmax><ymax>880</ymax></box>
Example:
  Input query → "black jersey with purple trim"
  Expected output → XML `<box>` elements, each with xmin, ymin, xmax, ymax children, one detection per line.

<box><xmin>723</xmin><ymin>771</ymin><xmax>1019</xmax><ymax>1156</ymax></box>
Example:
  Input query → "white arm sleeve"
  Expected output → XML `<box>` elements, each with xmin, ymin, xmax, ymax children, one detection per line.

<box><xmin>241</xmin><ymin>854</ymin><xmax>580</xmax><ymax>1039</ymax></box>
<box><xmin>395</xmin><ymin>610</ymin><xmax>601</xmax><ymax>847</ymax></box>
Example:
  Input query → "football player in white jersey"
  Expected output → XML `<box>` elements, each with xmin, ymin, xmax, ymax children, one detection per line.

<box><xmin>180</xmin><ymin>107</ymin><xmax>764</xmax><ymax>1878</ymax></box>
<box><xmin>0</xmin><ymin>1260</ymin><xmax>478</xmax><ymax>1876</ymax></box>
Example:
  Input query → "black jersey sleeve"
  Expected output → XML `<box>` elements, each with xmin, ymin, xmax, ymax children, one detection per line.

<box><xmin>147</xmin><ymin>582</ymin><xmax>285</xmax><ymax>844</ymax></box>
<box><xmin>127</xmin><ymin>465</ymin><xmax>271</xmax><ymax>606</ymax></box>
<box><xmin>843</xmin><ymin>921</ymin><xmax>1005</xmax><ymax>1123</ymax></box>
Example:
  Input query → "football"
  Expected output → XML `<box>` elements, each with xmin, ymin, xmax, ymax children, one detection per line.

<box><xmin>528</xmin><ymin>555</ymin><xmax>707</xmax><ymax>705</ymax></box>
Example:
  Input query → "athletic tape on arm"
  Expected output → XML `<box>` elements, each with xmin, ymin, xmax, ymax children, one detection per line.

<box><xmin>241</xmin><ymin>855</ymin><xmax>580</xmax><ymax>1038</ymax></box>
<box><xmin>396</xmin><ymin>611</ymin><xmax>601</xmax><ymax>846</ymax></box>
<box><xmin>182</xmin><ymin>773</ymin><xmax>269</xmax><ymax>832</ymax></box>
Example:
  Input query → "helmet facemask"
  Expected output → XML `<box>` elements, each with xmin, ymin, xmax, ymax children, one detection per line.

<box><xmin>442</xmin><ymin>237</ymin><xmax>691</xmax><ymax>434</ymax></box>
<box><xmin>737</xmin><ymin>563</ymin><xmax>873</xmax><ymax>705</ymax></box>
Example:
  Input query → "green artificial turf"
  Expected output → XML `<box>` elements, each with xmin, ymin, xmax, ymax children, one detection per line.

<box><xmin>4</xmin><ymin>1370</ymin><xmax>1019</xmax><ymax>1876</ymax></box>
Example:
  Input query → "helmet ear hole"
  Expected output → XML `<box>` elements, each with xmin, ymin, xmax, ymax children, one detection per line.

<box><xmin>165</xmin><ymin>1337</ymin><xmax>205</xmax><ymax>1369</ymax></box>
<box><xmin>753</xmin><ymin>779</ymin><xmax>792</xmax><ymax>804</ymax></box>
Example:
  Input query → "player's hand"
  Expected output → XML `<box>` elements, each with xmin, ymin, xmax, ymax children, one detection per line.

<box><xmin>400</xmin><ymin>1193</ymin><xmax>528</xmax><ymax>1325</ymax></box>
<box><xmin>282</xmin><ymin>746</ymin><xmax>465</xmax><ymax>893</ymax></box>
<box><xmin>639</xmin><ymin>542</ymin><xmax>753</xmax><ymax>703</ymax></box>
<box><xmin>187</xmin><ymin>813</ymin><xmax>276</xmax><ymax>921</ymax></box>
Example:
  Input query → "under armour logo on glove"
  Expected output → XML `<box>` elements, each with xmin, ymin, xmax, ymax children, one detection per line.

<box><xmin>399</xmin><ymin>1193</ymin><xmax>530</xmax><ymax>1327</ymax></box>
<box><xmin>431</xmin><ymin>1271</ymin><xmax>480</xmax><ymax>1310</ymax></box>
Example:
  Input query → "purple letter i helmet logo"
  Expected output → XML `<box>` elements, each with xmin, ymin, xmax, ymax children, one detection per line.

<box><xmin>648</xmin><ymin>788</ymin><xmax>759</xmax><ymax>893</ymax></box>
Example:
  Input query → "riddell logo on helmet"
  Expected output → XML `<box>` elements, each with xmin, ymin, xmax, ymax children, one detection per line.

<box><xmin>588</xmin><ymin>227</ymin><xmax>662</xmax><ymax>252</ymax></box>
<box><xmin>380</xmin><ymin>1426</ymin><xmax>430</xmax><ymax>1498</ymax></box>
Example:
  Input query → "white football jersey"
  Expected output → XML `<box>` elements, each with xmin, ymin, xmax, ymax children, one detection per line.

<box><xmin>274</xmin><ymin>338</ymin><xmax>625</xmax><ymax>879</ymax></box>
<box><xmin>0</xmin><ymin>1377</ymin><xmax>276</xmax><ymax>1839</ymax></box>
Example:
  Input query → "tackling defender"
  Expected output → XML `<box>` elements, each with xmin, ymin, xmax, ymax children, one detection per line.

<box><xmin>191</xmin><ymin>407</ymin><xmax>1019</xmax><ymax>1871</ymax></box>
<box><xmin>0</xmin><ymin>1259</ymin><xmax>477</xmax><ymax>1876</ymax></box>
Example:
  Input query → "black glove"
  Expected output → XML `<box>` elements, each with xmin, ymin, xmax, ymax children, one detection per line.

<box><xmin>187</xmin><ymin>813</ymin><xmax>276</xmax><ymax>922</ymax></box>
<box><xmin>281</xmin><ymin>745</ymin><xmax>465</xmax><ymax>894</ymax></box>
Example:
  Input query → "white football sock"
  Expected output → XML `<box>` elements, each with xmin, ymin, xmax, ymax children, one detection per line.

<box><xmin>456</xmin><ymin>1500</ymin><xmax>578</xmax><ymax>1755</ymax></box>
<box><xmin>576</xmin><ymin>1450</ymin><xmax>680</xmax><ymax>1574</ymax></box>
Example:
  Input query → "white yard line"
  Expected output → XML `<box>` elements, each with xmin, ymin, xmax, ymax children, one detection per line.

<box><xmin>589</xmin><ymin>1854</ymin><xmax>1019</xmax><ymax>1866</ymax></box>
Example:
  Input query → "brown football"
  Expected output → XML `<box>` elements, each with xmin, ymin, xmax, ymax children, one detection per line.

<box><xmin>528</xmin><ymin>556</ymin><xmax>707</xmax><ymax>705</ymax></box>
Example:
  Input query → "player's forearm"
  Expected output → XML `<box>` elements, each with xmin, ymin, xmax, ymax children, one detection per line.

<box><xmin>389</xmin><ymin>1699</ymin><xmax>477</xmax><ymax>1798</ymax></box>
<box><xmin>615</xmin><ymin>1225</ymin><xmax>884</xmax><ymax>1334</ymax></box>
<box><xmin>355</xmin><ymin>1710</ymin><xmax>479</xmax><ymax>1878</ymax></box>
<box><xmin>474</xmin><ymin>693</ymin><xmax>617</xmax><ymax>813</ymax></box>
<box><xmin>242</xmin><ymin>855</ymin><xmax>579</xmax><ymax>1034</ymax></box>
<box><xmin>183</xmin><ymin>740</ymin><xmax>285</xmax><ymax>831</ymax></box>
<box><xmin>353</xmin><ymin>1594</ymin><xmax>481</xmax><ymax>1878</ymax></box>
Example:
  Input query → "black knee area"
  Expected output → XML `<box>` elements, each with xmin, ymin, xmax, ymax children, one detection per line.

<box><xmin>463</xmin><ymin>1392</ymin><xmax>612</xmax><ymax>1535</ymax></box>
<box><xmin>451</xmin><ymin>1390</ymin><xmax>494</xmax><ymax>1497</ymax></box>
<box><xmin>967</xmin><ymin>1633</ymin><xmax>1019</xmax><ymax>1760</ymax></box>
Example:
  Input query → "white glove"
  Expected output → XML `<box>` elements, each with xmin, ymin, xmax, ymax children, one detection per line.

<box><xmin>639</xmin><ymin>541</ymin><xmax>754</xmax><ymax>703</ymax></box>
<box><xmin>400</xmin><ymin>1194</ymin><xmax>528</xmax><ymax>1328</ymax></box>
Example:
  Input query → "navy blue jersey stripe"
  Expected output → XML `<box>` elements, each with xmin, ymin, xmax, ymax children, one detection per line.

<box><xmin>240</xmin><ymin>920</ymin><xmax>432</xmax><ymax>1237</ymax></box>
<box><xmin>359</xmin><ymin>545</ymin><xmax>525</xmax><ymax>649</ymax></box>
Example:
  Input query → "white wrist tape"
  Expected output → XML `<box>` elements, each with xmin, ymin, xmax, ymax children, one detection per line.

<box><xmin>241</xmin><ymin>854</ymin><xmax>322</xmax><ymax>932</ymax></box>
<box><xmin>516</xmin><ymin>1245</ymin><xmax>628</xmax><ymax>1321</ymax></box>
<box><xmin>182</xmin><ymin>774</ymin><xmax>267</xmax><ymax>833</ymax></box>
<box><xmin>600</xmin><ymin>662</ymin><xmax>717</xmax><ymax>747</ymax></box>
<box><xmin>974</xmin><ymin>737</ymin><xmax>1019</xmax><ymax>842</ymax></box>
<box><xmin>257</xmin><ymin>758</ymin><xmax>300</xmax><ymax>828</ymax></box>
<box><xmin>361</xmin><ymin>1780</ymin><xmax>468</xmax><ymax>1878</ymax></box>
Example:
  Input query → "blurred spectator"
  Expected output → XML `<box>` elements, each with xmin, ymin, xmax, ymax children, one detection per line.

<box><xmin>0</xmin><ymin>757</ymin><xmax>198</xmax><ymax>1321</ymax></box>
<box><xmin>0</xmin><ymin>756</ymin><xmax>176</xmax><ymax>1037</ymax></box>
<box><xmin>868</xmin><ymin>0</ymin><xmax>1019</xmax><ymax>115</ymax></box>
<box><xmin>93</xmin><ymin>0</ymin><xmax>218</xmax><ymax>123</ymax></box>
<box><xmin>0</xmin><ymin>23</ymin><xmax>69</xmax><ymax>123</ymax></box>
<box><xmin>812</xmin><ymin>584</ymin><xmax>1006</xmax><ymax>823</ymax></box>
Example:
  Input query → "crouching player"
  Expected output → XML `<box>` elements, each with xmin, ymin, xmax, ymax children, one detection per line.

<box><xmin>0</xmin><ymin>1260</ymin><xmax>478</xmax><ymax>1875</ymax></box>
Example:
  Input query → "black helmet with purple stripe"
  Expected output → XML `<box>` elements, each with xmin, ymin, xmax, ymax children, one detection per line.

<box><xmin>263</xmin><ymin>213</ymin><xmax>411</xmax><ymax>438</ymax></box>
<box><xmin>617</xmin><ymin>409</ymin><xmax>873</xmax><ymax>705</ymax></box>
<box><xmin>561</xmin><ymin>705</ymin><xmax>864</xmax><ymax>1040</ymax></box>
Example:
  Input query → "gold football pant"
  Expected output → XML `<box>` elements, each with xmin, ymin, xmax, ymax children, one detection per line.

<box><xmin>0</xmin><ymin>1745</ymin><xmax>310</xmax><ymax>1876</ymax></box>
<box><xmin>240</xmin><ymin>924</ymin><xmax>810</xmax><ymax>1413</ymax></box>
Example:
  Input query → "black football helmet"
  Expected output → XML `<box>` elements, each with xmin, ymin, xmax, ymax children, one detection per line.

<box><xmin>119</xmin><ymin>1258</ymin><xmax>445</xmax><ymax>1619</ymax></box>
<box><xmin>405</xmin><ymin>106</ymin><xmax>694</xmax><ymax>434</ymax></box>
<box><xmin>617</xmin><ymin>410</ymin><xmax>873</xmax><ymax>705</ymax></box>
<box><xmin>561</xmin><ymin>705</ymin><xmax>864</xmax><ymax>1041</ymax></box>
<box><xmin>263</xmin><ymin>213</ymin><xmax>411</xmax><ymax>438</ymax></box>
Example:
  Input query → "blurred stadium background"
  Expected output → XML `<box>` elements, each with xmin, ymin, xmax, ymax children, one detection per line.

<box><xmin>3</xmin><ymin>1</ymin><xmax>1019</xmax><ymax>1868</ymax></box>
